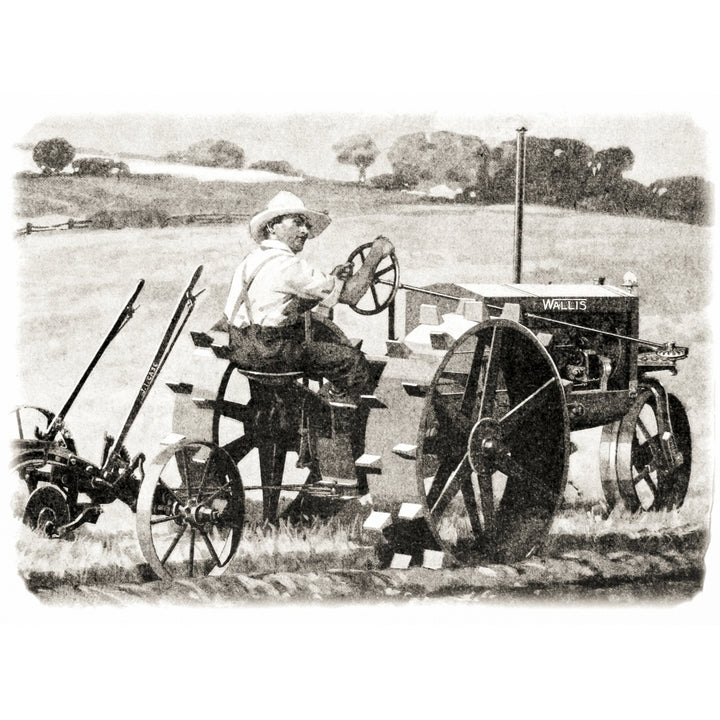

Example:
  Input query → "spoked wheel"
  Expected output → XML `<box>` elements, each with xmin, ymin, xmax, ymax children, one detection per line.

<box><xmin>137</xmin><ymin>440</ymin><xmax>245</xmax><ymax>580</ymax></box>
<box><xmin>22</xmin><ymin>485</ymin><xmax>71</xmax><ymax>537</ymax></box>
<box><xmin>600</xmin><ymin>385</ymin><xmax>691</xmax><ymax>511</ymax></box>
<box><xmin>345</xmin><ymin>240</ymin><xmax>400</xmax><ymax>315</ymax></box>
<box><xmin>416</xmin><ymin>319</ymin><xmax>570</xmax><ymax>564</ymax></box>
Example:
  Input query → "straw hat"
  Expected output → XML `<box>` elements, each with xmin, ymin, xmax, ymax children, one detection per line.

<box><xmin>249</xmin><ymin>191</ymin><xmax>331</xmax><ymax>242</ymax></box>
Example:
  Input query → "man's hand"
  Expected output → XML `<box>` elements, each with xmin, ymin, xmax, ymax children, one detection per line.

<box><xmin>331</xmin><ymin>262</ymin><xmax>354</xmax><ymax>281</ymax></box>
<box><xmin>372</xmin><ymin>235</ymin><xmax>394</xmax><ymax>257</ymax></box>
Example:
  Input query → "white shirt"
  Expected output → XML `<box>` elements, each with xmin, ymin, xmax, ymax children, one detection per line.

<box><xmin>224</xmin><ymin>239</ymin><xmax>343</xmax><ymax>328</ymax></box>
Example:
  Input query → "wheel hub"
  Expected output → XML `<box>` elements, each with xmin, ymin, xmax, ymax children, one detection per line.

<box><xmin>468</xmin><ymin>418</ymin><xmax>504</xmax><ymax>474</ymax></box>
<box><xmin>172</xmin><ymin>501</ymin><xmax>218</xmax><ymax>527</ymax></box>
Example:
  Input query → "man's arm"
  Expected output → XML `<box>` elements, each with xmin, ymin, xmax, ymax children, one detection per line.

<box><xmin>338</xmin><ymin>236</ymin><xmax>395</xmax><ymax>306</ymax></box>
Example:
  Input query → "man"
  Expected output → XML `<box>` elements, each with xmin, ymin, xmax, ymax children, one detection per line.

<box><xmin>224</xmin><ymin>191</ymin><xmax>394</xmax><ymax>404</ymax></box>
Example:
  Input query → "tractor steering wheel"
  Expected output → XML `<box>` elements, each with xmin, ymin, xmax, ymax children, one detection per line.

<box><xmin>345</xmin><ymin>240</ymin><xmax>400</xmax><ymax>316</ymax></box>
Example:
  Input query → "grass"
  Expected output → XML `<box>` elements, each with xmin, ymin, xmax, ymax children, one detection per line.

<box><xmin>14</xmin><ymin>175</ymin><xmax>418</xmax><ymax>224</ymax></box>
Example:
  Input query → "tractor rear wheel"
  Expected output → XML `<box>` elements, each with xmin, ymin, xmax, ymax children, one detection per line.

<box><xmin>416</xmin><ymin>318</ymin><xmax>570</xmax><ymax>563</ymax></box>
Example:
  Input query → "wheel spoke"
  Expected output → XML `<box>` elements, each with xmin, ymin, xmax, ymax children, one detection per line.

<box><xmin>431</xmin><ymin>455</ymin><xmax>470</xmax><ymax>518</ymax></box>
<box><xmin>492</xmin><ymin>452</ymin><xmax>553</xmax><ymax>503</ymax></box>
<box><xmin>498</xmin><ymin>378</ymin><xmax>556</xmax><ymax>436</ymax></box>
<box><xmin>158</xmin><ymin>478</ymin><xmax>183</xmax><ymax>506</ymax></box>
<box><xmin>479</xmin><ymin>327</ymin><xmax>504</xmax><ymax>418</ymax></box>
<box><xmin>160</xmin><ymin>524</ymin><xmax>187</xmax><ymax>565</ymax></box>
<box><xmin>188</xmin><ymin>528</ymin><xmax>196</xmax><ymax>577</ymax></box>
<box><xmin>198</xmin><ymin>527</ymin><xmax>222</xmax><ymax>567</ymax></box>
<box><xmin>222</xmin><ymin>435</ymin><xmax>253</xmax><ymax>462</ymax></box>
<box><xmin>432</xmin><ymin>400</ymin><xmax>473</xmax><ymax>449</ymax></box>
<box><xmin>457</xmin><ymin>462</ymin><xmax>483</xmax><ymax>540</ymax></box>
<box><xmin>369</xmin><ymin>282</ymin><xmax>380</xmax><ymax>309</ymax></box>
<box><xmin>636</xmin><ymin>416</ymin><xmax>655</xmax><ymax>443</ymax></box>
<box><xmin>176</xmin><ymin>446</ymin><xmax>191</xmax><ymax>497</ymax></box>
<box><xmin>199</xmin><ymin>479</ymin><xmax>234</xmax><ymax>505</ymax></box>
<box><xmin>461</xmin><ymin>335</ymin><xmax>488</xmax><ymax>417</ymax></box>
<box><xmin>374</xmin><ymin>263</ymin><xmax>395</xmax><ymax>279</ymax></box>
<box><xmin>477</xmin><ymin>470</ymin><xmax>495</xmax><ymax>539</ymax></box>
<box><xmin>425</xmin><ymin>460</ymin><xmax>453</xmax><ymax>509</ymax></box>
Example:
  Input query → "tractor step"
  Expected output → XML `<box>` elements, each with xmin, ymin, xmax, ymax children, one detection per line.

<box><xmin>355</xmin><ymin>454</ymin><xmax>382</xmax><ymax>474</ymax></box>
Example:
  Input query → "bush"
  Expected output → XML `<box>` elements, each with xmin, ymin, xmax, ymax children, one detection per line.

<box><xmin>32</xmin><ymin>138</ymin><xmax>75</xmax><ymax>174</ymax></box>
<box><xmin>369</xmin><ymin>172</ymin><xmax>418</xmax><ymax>191</ymax></box>
<box><xmin>165</xmin><ymin>139</ymin><xmax>245</xmax><ymax>169</ymax></box>
<box><xmin>248</xmin><ymin>160</ymin><xmax>302</xmax><ymax>176</ymax></box>
<box><xmin>648</xmin><ymin>176</ymin><xmax>713</xmax><ymax>225</ymax></box>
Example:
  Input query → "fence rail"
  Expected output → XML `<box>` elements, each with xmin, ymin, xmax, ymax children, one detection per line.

<box><xmin>16</xmin><ymin>213</ymin><xmax>250</xmax><ymax>236</ymax></box>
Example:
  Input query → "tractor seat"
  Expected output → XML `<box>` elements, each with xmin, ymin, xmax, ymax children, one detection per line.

<box><xmin>232</xmin><ymin>366</ymin><xmax>305</xmax><ymax>386</ymax></box>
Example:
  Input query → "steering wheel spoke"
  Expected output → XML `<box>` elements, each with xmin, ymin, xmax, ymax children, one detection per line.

<box><xmin>345</xmin><ymin>241</ymin><xmax>400</xmax><ymax>316</ymax></box>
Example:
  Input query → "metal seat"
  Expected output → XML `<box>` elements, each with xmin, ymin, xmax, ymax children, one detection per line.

<box><xmin>233</xmin><ymin>366</ymin><xmax>305</xmax><ymax>386</ymax></box>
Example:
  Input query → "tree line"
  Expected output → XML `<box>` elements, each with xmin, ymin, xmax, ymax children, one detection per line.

<box><xmin>28</xmin><ymin>133</ymin><xmax>712</xmax><ymax>226</ymax></box>
<box><xmin>335</xmin><ymin>132</ymin><xmax>712</xmax><ymax>226</ymax></box>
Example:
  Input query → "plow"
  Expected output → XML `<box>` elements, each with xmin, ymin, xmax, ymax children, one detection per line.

<box><xmin>10</xmin><ymin>137</ymin><xmax>693</xmax><ymax>583</ymax></box>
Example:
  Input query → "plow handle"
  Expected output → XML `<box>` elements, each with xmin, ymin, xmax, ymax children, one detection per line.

<box><xmin>43</xmin><ymin>279</ymin><xmax>145</xmax><ymax>440</ymax></box>
<box><xmin>104</xmin><ymin>266</ymin><xmax>204</xmax><ymax>468</ymax></box>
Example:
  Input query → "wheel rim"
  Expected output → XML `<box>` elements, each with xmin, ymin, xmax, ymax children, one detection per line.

<box><xmin>137</xmin><ymin>441</ymin><xmax>245</xmax><ymax>580</ymax></box>
<box><xmin>345</xmin><ymin>242</ymin><xmax>400</xmax><ymax>315</ymax></box>
<box><xmin>614</xmin><ymin>387</ymin><xmax>691</xmax><ymax>511</ymax></box>
<box><xmin>416</xmin><ymin>319</ymin><xmax>569</xmax><ymax>563</ymax></box>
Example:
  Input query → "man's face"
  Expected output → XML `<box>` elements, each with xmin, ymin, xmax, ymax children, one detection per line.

<box><xmin>270</xmin><ymin>214</ymin><xmax>310</xmax><ymax>253</ymax></box>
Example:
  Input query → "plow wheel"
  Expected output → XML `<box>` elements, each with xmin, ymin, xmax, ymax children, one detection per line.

<box><xmin>22</xmin><ymin>485</ymin><xmax>71</xmax><ymax>538</ymax></box>
<box><xmin>600</xmin><ymin>386</ymin><xmax>691</xmax><ymax>512</ymax></box>
<box><xmin>416</xmin><ymin>319</ymin><xmax>570</xmax><ymax>564</ymax></box>
<box><xmin>137</xmin><ymin>440</ymin><xmax>245</xmax><ymax>580</ymax></box>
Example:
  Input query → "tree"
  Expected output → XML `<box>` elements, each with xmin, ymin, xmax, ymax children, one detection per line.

<box><xmin>387</xmin><ymin>131</ymin><xmax>490</xmax><ymax>189</ymax></box>
<box><xmin>32</xmin><ymin>137</ymin><xmax>75</xmax><ymax>174</ymax></box>
<box><xmin>333</xmin><ymin>134</ymin><xmax>380</xmax><ymax>183</ymax></box>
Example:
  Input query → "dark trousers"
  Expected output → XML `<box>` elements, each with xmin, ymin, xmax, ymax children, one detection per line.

<box><xmin>229</xmin><ymin>324</ymin><xmax>370</xmax><ymax>396</ymax></box>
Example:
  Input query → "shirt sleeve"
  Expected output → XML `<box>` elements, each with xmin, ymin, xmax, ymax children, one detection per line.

<box><xmin>280</xmin><ymin>256</ymin><xmax>344</xmax><ymax>307</ymax></box>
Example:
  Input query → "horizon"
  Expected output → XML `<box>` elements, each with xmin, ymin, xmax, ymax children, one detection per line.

<box><xmin>19</xmin><ymin>112</ymin><xmax>710</xmax><ymax>186</ymax></box>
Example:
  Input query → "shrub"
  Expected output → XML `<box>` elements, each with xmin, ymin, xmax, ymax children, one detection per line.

<box><xmin>369</xmin><ymin>172</ymin><xmax>418</xmax><ymax>190</ymax></box>
<box><xmin>248</xmin><ymin>160</ymin><xmax>302</xmax><ymax>176</ymax></box>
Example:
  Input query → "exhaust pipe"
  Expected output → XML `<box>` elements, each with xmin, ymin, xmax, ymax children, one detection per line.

<box><xmin>513</xmin><ymin>126</ymin><xmax>527</xmax><ymax>284</ymax></box>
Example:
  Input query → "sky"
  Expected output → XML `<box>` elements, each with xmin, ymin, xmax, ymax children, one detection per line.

<box><xmin>18</xmin><ymin>111</ymin><xmax>710</xmax><ymax>185</ymax></box>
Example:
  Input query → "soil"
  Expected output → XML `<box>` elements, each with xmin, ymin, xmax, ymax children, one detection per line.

<box><xmin>25</xmin><ymin>530</ymin><xmax>707</xmax><ymax>606</ymax></box>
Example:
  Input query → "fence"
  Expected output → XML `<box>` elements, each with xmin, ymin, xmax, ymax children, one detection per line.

<box><xmin>16</xmin><ymin>219</ymin><xmax>92</xmax><ymax>236</ymax></box>
<box><xmin>16</xmin><ymin>213</ymin><xmax>251</xmax><ymax>236</ymax></box>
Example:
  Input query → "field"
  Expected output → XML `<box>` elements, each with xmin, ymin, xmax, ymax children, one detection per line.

<box><xmin>9</xmin><ymin>189</ymin><xmax>714</xmax><ymax>603</ymax></box>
